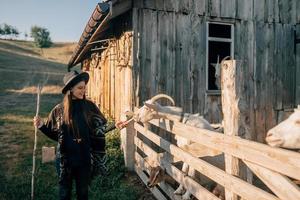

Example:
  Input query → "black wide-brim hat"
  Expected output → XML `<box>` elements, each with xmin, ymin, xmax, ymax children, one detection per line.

<box><xmin>62</xmin><ymin>70</ymin><xmax>89</xmax><ymax>94</ymax></box>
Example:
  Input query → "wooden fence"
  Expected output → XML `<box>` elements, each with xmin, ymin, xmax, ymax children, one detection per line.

<box><xmin>129</xmin><ymin>118</ymin><xmax>300</xmax><ymax>200</ymax></box>
<box><xmin>123</xmin><ymin>60</ymin><xmax>300</xmax><ymax>200</ymax></box>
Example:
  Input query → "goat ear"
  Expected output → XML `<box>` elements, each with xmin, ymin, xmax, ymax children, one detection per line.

<box><xmin>144</xmin><ymin>102</ymin><xmax>158</xmax><ymax>111</ymax></box>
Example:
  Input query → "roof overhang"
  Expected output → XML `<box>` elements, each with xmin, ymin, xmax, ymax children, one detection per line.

<box><xmin>68</xmin><ymin>0</ymin><xmax>132</xmax><ymax>68</ymax></box>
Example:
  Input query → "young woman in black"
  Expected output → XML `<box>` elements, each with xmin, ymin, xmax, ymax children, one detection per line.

<box><xmin>33</xmin><ymin>71</ymin><xmax>127</xmax><ymax>200</ymax></box>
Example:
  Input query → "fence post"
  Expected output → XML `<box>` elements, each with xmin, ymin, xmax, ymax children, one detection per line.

<box><xmin>221</xmin><ymin>60</ymin><xmax>253</xmax><ymax>200</ymax></box>
<box><xmin>121</xmin><ymin>121</ymin><xmax>136</xmax><ymax>171</ymax></box>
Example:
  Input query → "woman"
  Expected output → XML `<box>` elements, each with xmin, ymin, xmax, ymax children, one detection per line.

<box><xmin>33</xmin><ymin>70</ymin><xmax>128</xmax><ymax>200</ymax></box>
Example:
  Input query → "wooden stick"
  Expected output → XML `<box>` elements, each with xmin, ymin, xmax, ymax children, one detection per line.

<box><xmin>31</xmin><ymin>85</ymin><xmax>41</xmax><ymax>200</ymax></box>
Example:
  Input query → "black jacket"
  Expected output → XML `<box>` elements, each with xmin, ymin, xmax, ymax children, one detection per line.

<box><xmin>39</xmin><ymin>100</ymin><xmax>115</xmax><ymax>167</ymax></box>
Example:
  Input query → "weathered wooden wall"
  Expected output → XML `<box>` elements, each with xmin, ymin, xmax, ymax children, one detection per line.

<box><xmin>132</xmin><ymin>0</ymin><xmax>299</xmax><ymax>142</ymax></box>
<box><xmin>83</xmin><ymin>32</ymin><xmax>133</xmax><ymax>122</ymax></box>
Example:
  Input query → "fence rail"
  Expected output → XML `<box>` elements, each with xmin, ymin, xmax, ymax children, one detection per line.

<box><xmin>130</xmin><ymin>118</ymin><xmax>300</xmax><ymax>200</ymax></box>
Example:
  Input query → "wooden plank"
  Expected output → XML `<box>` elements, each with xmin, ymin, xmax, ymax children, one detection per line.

<box><xmin>209</xmin><ymin>0</ymin><xmax>221</xmax><ymax>17</ymax></box>
<box><xmin>208</xmin><ymin>0</ymin><xmax>219</xmax><ymax>17</ymax></box>
<box><xmin>132</xmin><ymin>0</ymin><xmax>143</xmax><ymax>8</ymax></box>
<box><xmin>277</xmin><ymin>0</ymin><xmax>296</xmax><ymax>24</ymax></box>
<box><xmin>266</xmin><ymin>0</ymin><xmax>275</xmax><ymax>23</ymax></box>
<box><xmin>236</xmin><ymin>0</ymin><xmax>253</xmax><ymax>20</ymax></box>
<box><xmin>181</xmin><ymin>142</ymin><xmax>222</xmax><ymax>157</ymax></box>
<box><xmin>190</xmin><ymin>14</ymin><xmax>201</xmax><ymax>113</ymax></box>
<box><xmin>134</xmin><ymin>153</ymin><xmax>182</xmax><ymax>200</ymax></box>
<box><xmin>134</xmin><ymin>122</ymin><xmax>280</xmax><ymax>200</ymax></box>
<box><xmin>135</xmin><ymin>136</ymin><xmax>161</xmax><ymax>159</ymax></box>
<box><xmin>163</xmin><ymin>0</ymin><xmax>178</xmax><ymax>12</ymax></box>
<box><xmin>174</xmin><ymin>13</ymin><xmax>184</xmax><ymax>109</ymax></box>
<box><xmin>180</xmin><ymin>14</ymin><xmax>191</xmax><ymax>112</ymax></box>
<box><xmin>135</xmin><ymin>136</ymin><xmax>179</xmax><ymax>164</ymax></box>
<box><xmin>285</xmin><ymin>24</ymin><xmax>296</xmax><ymax>109</ymax></box>
<box><xmin>147</xmin><ymin>119</ymin><xmax>300</xmax><ymax>180</ymax></box>
<box><xmin>282</xmin><ymin>24</ymin><xmax>296</xmax><ymax>109</ymax></box>
<box><xmin>149</xmin><ymin>10</ymin><xmax>158</xmax><ymax>96</ymax></box>
<box><xmin>220</xmin><ymin>60</ymin><xmax>240</xmax><ymax>200</ymax></box>
<box><xmin>178</xmin><ymin>0</ymin><xmax>190</xmax><ymax>14</ymax></box>
<box><xmin>132</xmin><ymin>8</ymin><xmax>141</xmax><ymax>107</ymax></box>
<box><xmin>136</xmin><ymin>130</ymin><xmax>221</xmax><ymax>158</ymax></box>
<box><xmin>157</xmin><ymin>11</ymin><xmax>167</xmax><ymax>94</ymax></box>
<box><xmin>253</xmin><ymin>0</ymin><xmax>265</xmax><ymax>22</ymax></box>
<box><xmin>123</xmin><ymin>115</ymin><xmax>136</xmax><ymax>170</ymax></box>
<box><xmin>142</xmin><ymin>0</ymin><xmax>156</xmax><ymax>9</ymax></box>
<box><xmin>245</xmin><ymin>160</ymin><xmax>300</xmax><ymax>200</ymax></box>
<box><xmin>135</xmin><ymin>152</ymin><xmax>220</xmax><ymax>200</ymax></box>
<box><xmin>264</xmin><ymin>23</ymin><xmax>277</xmax><ymax>135</ymax></box>
<box><xmin>220</xmin><ymin>0</ymin><xmax>236</xmax><ymax>18</ymax></box>
<box><xmin>135</xmin><ymin>165</ymin><xmax>168</xmax><ymax>200</ymax></box>
<box><xmin>297</xmin><ymin>0</ymin><xmax>300</xmax><ymax>23</ymax></box>
<box><xmin>165</xmin><ymin>12</ymin><xmax>175</xmax><ymax>100</ymax></box>
<box><xmin>197</xmin><ymin>18</ymin><xmax>206</xmax><ymax>115</ymax></box>
<box><xmin>254</xmin><ymin>22</ymin><xmax>267</xmax><ymax>139</ymax></box>
<box><xmin>274</xmin><ymin>23</ymin><xmax>284</xmax><ymax>110</ymax></box>
<box><xmin>296</xmin><ymin>24</ymin><xmax>300</xmax><ymax>105</ymax></box>
<box><xmin>193</xmin><ymin>0</ymin><xmax>206</xmax><ymax>16</ymax></box>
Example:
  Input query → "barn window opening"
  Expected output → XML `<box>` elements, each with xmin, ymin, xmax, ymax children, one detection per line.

<box><xmin>206</xmin><ymin>22</ymin><xmax>234</xmax><ymax>92</ymax></box>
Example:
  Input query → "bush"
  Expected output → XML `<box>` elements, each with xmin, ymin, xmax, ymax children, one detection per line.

<box><xmin>89</xmin><ymin>129</ymin><xmax>137</xmax><ymax>200</ymax></box>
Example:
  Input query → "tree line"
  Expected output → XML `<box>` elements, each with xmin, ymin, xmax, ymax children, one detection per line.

<box><xmin>0</xmin><ymin>23</ymin><xmax>52</xmax><ymax>48</ymax></box>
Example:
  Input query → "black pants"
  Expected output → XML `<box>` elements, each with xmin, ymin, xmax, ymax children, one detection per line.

<box><xmin>57</xmin><ymin>160</ymin><xmax>90</xmax><ymax>200</ymax></box>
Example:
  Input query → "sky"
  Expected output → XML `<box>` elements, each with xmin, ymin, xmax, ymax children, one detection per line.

<box><xmin>0</xmin><ymin>0</ymin><xmax>103</xmax><ymax>42</ymax></box>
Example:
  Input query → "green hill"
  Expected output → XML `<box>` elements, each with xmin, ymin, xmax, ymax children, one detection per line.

<box><xmin>0</xmin><ymin>39</ymin><xmax>68</xmax><ymax>199</ymax></box>
<box><xmin>0</xmin><ymin>39</ymin><xmax>150</xmax><ymax>200</ymax></box>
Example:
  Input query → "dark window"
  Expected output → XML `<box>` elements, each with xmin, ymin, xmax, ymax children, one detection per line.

<box><xmin>209</xmin><ymin>23</ymin><xmax>231</xmax><ymax>38</ymax></box>
<box><xmin>207</xmin><ymin>22</ymin><xmax>233</xmax><ymax>91</ymax></box>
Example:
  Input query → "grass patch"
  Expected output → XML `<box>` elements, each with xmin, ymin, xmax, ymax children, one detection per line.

<box><xmin>0</xmin><ymin>40</ymin><xmax>151</xmax><ymax>200</ymax></box>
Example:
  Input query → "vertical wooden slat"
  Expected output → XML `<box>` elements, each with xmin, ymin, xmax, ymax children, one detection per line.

<box><xmin>164</xmin><ymin>0</ymin><xmax>178</xmax><ymax>12</ymax></box>
<box><xmin>182</xmin><ymin>14</ymin><xmax>192</xmax><ymax>112</ymax></box>
<box><xmin>236</xmin><ymin>0</ymin><xmax>253</xmax><ymax>20</ymax></box>
<box><xmin>278</xmin><ymin>0</ymin><xmax>296</xmax><ymax>24</ymax></box>
<box><xmin>190</xmin><ymin>14</ymin><xmax>201</xmax><ymax>113</ymax></box>
<box><xmin>274</xmin><ymin>23</ymin><xmax>284</xmax><ymax>110</ymax></box>
<box><xmin>198</xmin><ymin>17</ymin><xmax>206</xmax><ymax>115</ymax></box>
<box><xmin>178</xmin><ymin>0</ymin><xmax>190</xmax><ymax>14</ymax></box>
<box><xmin>209</xmin><ymin>0</ymin><xmax>221</xmax><ymax>17</ymax></box>
<box><xmin>174</xmin><ymin>13</ymin><xmax>183</xmax><ymax>108</ymax></box>
<box><xmin>143</xmin><ymin>0</ymin><xmax>156</xmax><ymax>9</ymax></box>
<box><xmin>296</xmin><ymin>24</ymin><xmax>300</xmax><ymax>105</ymax></box>
<box><xmin>166</xmin><ymin>12</ymin><xmax>176</xmax><ymax>100</ymax></box>
<box><xmin>149</xmin><ymin>10</ymin><xmax>158</xmax><ymax>96</ymax></box>
<box><xmin>140</xmin><ymin>9</ymin><xmax>148</xmax><ymax>102</ymax></box>
<box><xmin>283</xmin><ymin>24</ymin><xmax>296</xmax><ymax>109</ymax></box>
<box><xmin>297</xmin><ymin>0</ymin><xmax>300</xmax><ymax>23</ymax></box>
<box><xmin>254</xmin><ymin>22</ymin><xmax>267</xmax><ymax>139</ymax></box>
<box><xmin>264</xmin><ymin>23</ymin><xmax>277</xmax><ymax>134</ymax></box>
<box><xmin>193</xmin><ymin>0</ymin><xmax>206</xmax><ymax>16</ymax></box>
<box><xmin>157</xmin><ymin>11</ymin><xmax>167</xmax><ymax>94</ymax></box>
<box><xmin>265</xmin><ymin>0</ymin><xmax>274</xmax><ymax>23</ymax></box>
<box><xmin>220</xmin><ymin>0</ymin><xmax>236</xmax><ymax>18</ymax></box>
<box><xmin>253</xmin><ymin>0</ymin><xmax>265</xmax><ymax>22</ymax></box>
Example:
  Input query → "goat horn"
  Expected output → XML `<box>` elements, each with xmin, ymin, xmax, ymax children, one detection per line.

<box><xmin>149</xmin><ymin>94</ymin><xmax>175</xmax><ymax>105</ymax></box>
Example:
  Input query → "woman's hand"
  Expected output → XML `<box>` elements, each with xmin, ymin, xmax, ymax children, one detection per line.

<box><xmin>33</xmin><ymin>116</ymin><xmax>44</xmax><ymax>128</ymax></box>
<box><xmin>115</xmin><ymin>120</ymin><xmax>129</xmax><ymax>129</ymax></box>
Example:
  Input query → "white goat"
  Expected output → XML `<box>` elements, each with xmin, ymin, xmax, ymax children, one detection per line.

<box><xmin>132</xmin><ymin>94</ymin><xmax>219</xmax><ymax>200</ymax></box>
<box><xmin>265</xmin><ymin>107</ymin><xmax>300</xmax><ymax>149</ymax></box>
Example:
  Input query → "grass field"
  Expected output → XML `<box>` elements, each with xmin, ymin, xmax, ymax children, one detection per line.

<box><xmin>0</xmin><ymin>39</ymin><xmax>154</xmax><ymax>200</ymax></box>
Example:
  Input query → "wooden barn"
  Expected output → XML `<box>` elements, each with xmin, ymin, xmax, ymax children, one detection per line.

<box><xmin>69</xmin><ymin>0</ymin><xmax>300</xmax><ymax>142</ymax></box>
<box><xmin>68</xmin><ymin>1</ymin><xmax>300</xmax><ymax>199</ymax></box>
